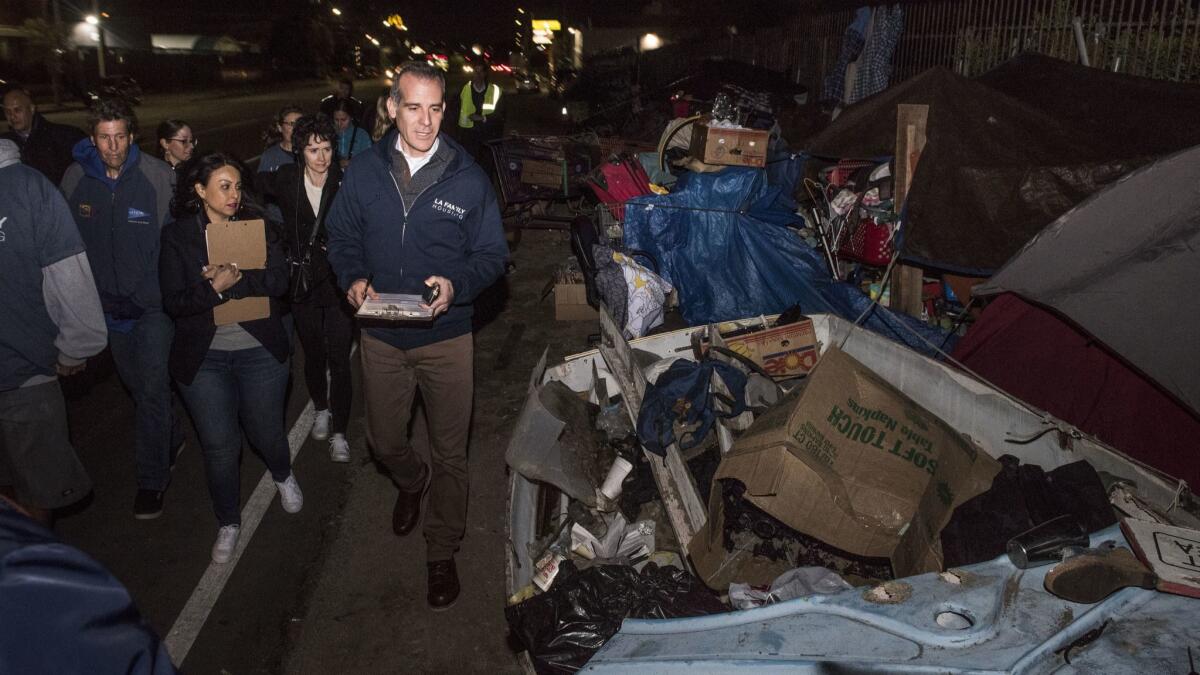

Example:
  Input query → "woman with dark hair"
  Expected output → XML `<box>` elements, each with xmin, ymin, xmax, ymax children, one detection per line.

<box><xmin>160</xmin><ymin>151</ymin><xmax>302</xmax><ymax>563</ymax></box>
<box><xmin>331</xmin><ymin>99</ymin><xmax>370</xmax><ymax>169</ymax></box>
<box><xmin>259</xmin><ymin>115</ymin><xmax>353</xmax><ymax>462</ymax></box>
<box><xmin>156</xmin><ymin>118</ymin><xmax>195</xmax><ymax>170</ymax></box>
<box><xmin>258</xmin><ymin>105</ymin><xmax>304</xmax><ymax>175</ymax></box>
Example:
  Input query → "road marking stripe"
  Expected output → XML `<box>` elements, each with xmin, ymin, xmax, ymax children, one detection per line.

<box><xmin>163</xmin><ymin>400</ymin><xmax>315</xmax><ymax>666</ymax></box>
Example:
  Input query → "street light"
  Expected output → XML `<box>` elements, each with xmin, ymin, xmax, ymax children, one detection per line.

<box><xmin>85</xmin><ymin>14</ymin><xmax>99</xmax><ymax>25</ymax></box>
<box><xmin>331</xmin><ymin>7</ymin><xmax>342</xmax><ymax>16</ymax></box>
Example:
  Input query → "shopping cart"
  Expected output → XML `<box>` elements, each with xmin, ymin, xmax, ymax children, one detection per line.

<box><xmin>486</xmin><ymin>134</ymin><xmax>597</xmax><ymax>229</ymax></box>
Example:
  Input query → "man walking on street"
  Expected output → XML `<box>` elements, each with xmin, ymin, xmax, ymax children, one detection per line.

<box><xmin>1</xmin><ymin>84</ymin><xmax>86</xmax><ymax>185</ymax></box>
<box><xmin>60</xmin><ymin>100</ymin><xmax>185</xmax><ymax>520</ymax></box>
<box><xmin>326</xmin><ymin>61</ymin><xmax>508</xmax><ymax>610</ymax></box>
<box><xmin>0</xmin><ymin>139</ymin><xmax>107</xmax><ymax>527</ymax></box>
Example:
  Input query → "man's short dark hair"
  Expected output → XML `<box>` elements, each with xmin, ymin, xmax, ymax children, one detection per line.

<box><xmin>1</xmin><ymin>82</ymin><xmax>33</xmax><ymax>102</ymax></box>
<box><xmin>389</xmin><ymin>61</ymin><xmax>446</xmax><ymax>102</ymax></box>
<box><xmin>87</xmin><ymin>98</ymin><xmax>138</xmax><ymax>136</ymax></box>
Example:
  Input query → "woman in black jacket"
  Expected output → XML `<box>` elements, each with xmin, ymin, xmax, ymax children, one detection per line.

<box><xmin>160</xmin><ymin>151</ymin><xmax>303</xmax><ymax>564</ymax></box>
<box><xmin>259</xmin><ymin>115</ymin><xmax>354</xmax><ymax>463</ymax></box>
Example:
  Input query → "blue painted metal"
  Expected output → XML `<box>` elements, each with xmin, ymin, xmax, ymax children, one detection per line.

<box><xmin>585</xmin><ymin>525</ymin><xmax>1199</xmax><ymax>673</ymax></box>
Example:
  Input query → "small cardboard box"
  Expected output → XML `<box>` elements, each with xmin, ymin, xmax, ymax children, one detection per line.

<box><xmin>689</xmin><ymin>120</ymin><xmax>769</xmax><ymax>168</ymax></box>
<box><xmin>554</xmin><ymin>282</ymin><xmax>597</xmax><ymax>321</ymax></box>
<box><xmin>723</xmin><ymin>319</ymin><xmax>819</xmax><ymax>380</ymax></box>
<box><xmin>690</xmin><ymin>346</ymin><xmax>1001</xmax><ymax>587</ymax></box>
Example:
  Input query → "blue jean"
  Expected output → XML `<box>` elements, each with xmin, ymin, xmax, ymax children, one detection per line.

<box><xmin>107</xmin><ymin>309</ymin><xmax>185</xmax><ymax>492</ymax></box>
<box><xmin>176</xmin><ymin>346</ymin><xmax>292</xmax><ymax>526</ymax></box>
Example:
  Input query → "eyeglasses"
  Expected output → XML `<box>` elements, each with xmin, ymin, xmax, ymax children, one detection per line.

<box><xmin>170</xmin><ymin>138</ymin><xmax>198</xmax><ymax>146</ymax></box>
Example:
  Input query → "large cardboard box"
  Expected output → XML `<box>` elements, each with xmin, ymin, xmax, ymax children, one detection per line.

<box><xmin>689</xmin><ymin>120</ymin><xmax>769</xmax><ymax>168</ymax></box>
<box><xmin>723</xmin><ymin>319</ymin><xmax>819</xmax><ymax>380</ymax></box>
<box><xmin>554</xmin><ymin>282</ymin><xmax>598</xmax><ymax>321</ymax></box>
<box><xmin>690</xmin><ymin>347</ymin><xmax>1000</xmax><ymax>587</ymax></box>
<box><xmin>205</xmin><ymin>219</ymin><xmax>269</xmax><ymax>326</ymax></box>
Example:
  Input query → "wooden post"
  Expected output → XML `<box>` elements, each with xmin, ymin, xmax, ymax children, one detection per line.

<box><xmin>892</xmin><ymin>103</ymin><xmax>929</xmax><ymax>319</ymax></box>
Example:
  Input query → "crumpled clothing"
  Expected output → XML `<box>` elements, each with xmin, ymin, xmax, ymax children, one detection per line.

<box><xmin>637</xmin><ymin>359</ymin><xmax>747</xmax><ymax>457</ymax></box>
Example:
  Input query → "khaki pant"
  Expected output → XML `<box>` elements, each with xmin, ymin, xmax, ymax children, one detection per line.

<box><xmin>360</xmin><ymin>331</ymin><xmax>473</xmax><ymax>561</ymax></box>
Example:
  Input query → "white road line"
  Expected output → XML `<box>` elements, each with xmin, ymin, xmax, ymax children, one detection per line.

<box><xmin>163</xmin><ymin>401</ymin><xmax>315</xmax><ymax>666</ymax></box>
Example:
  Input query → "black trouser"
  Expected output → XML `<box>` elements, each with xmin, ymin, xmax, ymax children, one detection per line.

<box><xmin>292</xmin><ymin>301</ymin><xmax>355</xmax><ymax>435</ymax></box>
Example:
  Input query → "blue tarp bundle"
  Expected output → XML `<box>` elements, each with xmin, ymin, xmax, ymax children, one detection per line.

<box><xmin>622</xmin><ymin>161</ymin><xmax>953</xmax><ymax>357</ymax></box>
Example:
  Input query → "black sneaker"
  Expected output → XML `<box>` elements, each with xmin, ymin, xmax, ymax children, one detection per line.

<box><xmin>133</xmin><ymin>489</ymin><xmax>164</xmax><ymax>520</ymax></box>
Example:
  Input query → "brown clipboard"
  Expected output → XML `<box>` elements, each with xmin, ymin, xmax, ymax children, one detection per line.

<box><xmin>205</xmin><ymin>218</ymin><xmax>270</xmax><ymax>326</ymax></box>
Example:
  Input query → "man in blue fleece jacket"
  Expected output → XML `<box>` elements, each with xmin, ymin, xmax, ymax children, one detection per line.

<box><xmin>60</xmin><ymin>99</ymin><xmax>184</xmax><ymax>520</ymax></box>
<box><xmin>326</xmin><ymin>61</ymin><xmax>508</xmax><ymax>610</ymax></box>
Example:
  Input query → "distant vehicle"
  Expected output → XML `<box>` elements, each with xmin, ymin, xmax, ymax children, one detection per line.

<box><xmin>80</xmin><ymin>76</ymin><xmax>143</xmax><ymax>107</ymax></box>
<box><xmin>515</xmin><ymin>70</ymin><xmax>539</xmax><ymax>94</ymax></box>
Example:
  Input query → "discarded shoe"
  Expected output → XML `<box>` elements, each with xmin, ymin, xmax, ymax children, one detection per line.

<box><xmin>1044</xmin><ymin>546</ymin><xmax>1157</xmax><ymax>604</ymax></box>
<box><xmin>427</xmin><ymin>558</ymin><xmax>460</xmax><ymax>610</ymax></box>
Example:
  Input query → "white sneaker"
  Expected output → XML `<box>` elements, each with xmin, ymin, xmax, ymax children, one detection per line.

<box><xmin>276</xmin><ymin>474</ymin><xmax>304</xmax><ymax>513</ymax></box>
<box><xmin>212</xmin><ymin>525</ymin><xmax>240</xmax><ymax>564</ymax></box>
<box><xmin>311</xmin><ymin>409</ymin><xmax>331</xmax><ymax>441</ymax></box>
<box><xmin>329</xmin><ymin>433</ymin><xmax>351</xmax><ymax>463</ymax></box>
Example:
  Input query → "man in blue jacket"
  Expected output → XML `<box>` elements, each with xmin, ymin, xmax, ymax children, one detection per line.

<box><xmin>60</xmin><ymin>99</ymin><xmax>184</xmax><ymax>520</ymax></box>
<box><xmin>327</xmin><ymin>61</ymin><xmax>508</xmax><ymax>610</ymax></box>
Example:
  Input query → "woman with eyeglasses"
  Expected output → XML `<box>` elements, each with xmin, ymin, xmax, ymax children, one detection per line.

<box><xmin>156</xmin><ymin>119</ymin><xmax>195</xmax><ymax>171</ymax></box>
<box><xmin>258</xmin><ymin>105</ymin><xmax>304</xmax><ymax>175</ymax></box>
<box><xmin>159</xmin><ymin>151</ymin><xmax>302</xmax><ymax>564</ymax></box>
<box><xmin>258</xmin><ymin>115</ymin><xmax>353</xmax><ymax>462</ymax></box>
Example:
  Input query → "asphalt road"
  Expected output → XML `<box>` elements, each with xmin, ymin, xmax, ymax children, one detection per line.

<box><xmin>31</xmin><ymin>77</ymin><xmax>585</xmax><ymax>673</ymax></box>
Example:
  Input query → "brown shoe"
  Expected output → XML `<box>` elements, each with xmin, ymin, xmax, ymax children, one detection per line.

<box><xmin>1044</xmin><ymin>547</ymin><xmax>1157</xmax><ymax>604</ymax></box>
<box><xmin>391</xmin><ymin>467</ymin><xmax>429</xmax><ymax>537</ymax></box>
<box><xmin>427</xmin><ymin>558</ymin><xmax>460</xmax><ymax>610</ymax></box>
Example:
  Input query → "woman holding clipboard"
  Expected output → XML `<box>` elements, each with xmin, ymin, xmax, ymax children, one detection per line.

<box><xmin>159</xmin><ymin>152</ymin><xmax>302</xmax><ymax>564</ymax></box>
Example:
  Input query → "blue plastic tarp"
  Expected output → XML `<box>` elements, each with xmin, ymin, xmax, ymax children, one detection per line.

<box><xmin>622</xmin><ymin>162</ymin><xmax>953</xmax><ymax>357</ymax></box>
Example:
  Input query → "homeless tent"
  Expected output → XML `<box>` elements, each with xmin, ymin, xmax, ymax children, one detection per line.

<box><xmin>956</xmin><ymin>144</ymin><xmax>1200</xmax><ymax>490</ymax></box>
<box><xmin>806</xmin><ymin>61</ymin><xmax>1162</xmax><ymax>274</ymax></box>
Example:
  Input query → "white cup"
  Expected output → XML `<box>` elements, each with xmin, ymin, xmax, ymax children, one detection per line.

<box><xmin>600</xmin><ymin>456</ymin><xmax>635</xmax><ymax>501</ymax></box>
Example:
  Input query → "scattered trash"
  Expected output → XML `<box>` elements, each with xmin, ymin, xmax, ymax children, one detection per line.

<box><xmin>505</xmin><ymin>561</ymin><xmax>727</xmax><ymax>673</ymax></box>
<box><xmin>729</xmin><ymin>566</ymin><xmax>853</xmax><ymax>610</ymax></box>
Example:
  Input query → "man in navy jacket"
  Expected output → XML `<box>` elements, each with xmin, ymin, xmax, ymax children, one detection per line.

<box><xmin>327</xmin><ymin>61</ymin><xmax>508</xmax><ymax>610</ymax></box>
<box><xmin>60</xmin><ymin>99</ymin><xmax>184</xmax><ymax>520</ymax></box>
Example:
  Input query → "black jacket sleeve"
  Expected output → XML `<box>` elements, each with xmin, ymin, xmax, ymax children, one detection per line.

<box><xmin>159</xmin><ymin>221</ymin><xmax>223</xmax><ymax>318</ymax></box>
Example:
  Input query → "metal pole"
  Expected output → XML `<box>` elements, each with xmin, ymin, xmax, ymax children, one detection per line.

<box><xmin>92</xmin><ymin>0</ymin><xmax>107</xmax><ymax>79</ymax></box>
<box><xmin>1073</xmin><ymin>16</ymin><xmax>1092</xmax><ymax>64</ymax></box>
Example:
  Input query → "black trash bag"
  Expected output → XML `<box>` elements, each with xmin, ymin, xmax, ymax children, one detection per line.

<box><xmin>940</xmin><ymin>455</ymin><xmax>1117</xmax><ymax>568</ymax></box>
<box><xmin>506</xmin><ymin>561</ymin><xmax>727</xmax><ymax>673</ymax></box>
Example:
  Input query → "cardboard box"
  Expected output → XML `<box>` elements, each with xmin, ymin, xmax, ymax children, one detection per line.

<box><xmin>554</xmin><ymin>282</ymin><xmax>598</xmax><ymax>321</ymax></box>
<box><xmin>723</xmin><ymin>319</ymin><xmax>819</xmax><ymax>380</ymax></box>
<box><xmin>520</xmin><ymin>158</ymin><xmax>565</xmax><ymax>190</ymax></box>
<box><xmin>690</xmin><ymin>347</ymin><xmax>1000</xmax><ymax>587</ymax></box>
<box><xmin>689</xmin><ymin>121</ymin><xmax>769</xmax><ymax>168</ymax></box>
<box><xmin>205</xmin><ymin>219</ymin><xmax>269</xmax><ymax>326</ymax></box>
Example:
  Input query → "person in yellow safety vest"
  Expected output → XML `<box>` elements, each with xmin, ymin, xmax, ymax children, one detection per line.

<box><xmin>457</xmin><ymin>70</ymin><xmax>503</xmax><ymax>129</ymax></box>
<box><xmin>453</xmin><ymin>69</ymin><xmax>504</xmax><ymax>166</ymax></box>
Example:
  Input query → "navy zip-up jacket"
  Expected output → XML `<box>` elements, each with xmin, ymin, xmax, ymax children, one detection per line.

<box><xmin>60</xmin><ymin>139</ymin><xmax>174</xmax><ymax>315</ymax></box>
<box><xmin>326</xmin><ymin>129</ymin><xmax>508</xmax><ymax>350</ymax></box>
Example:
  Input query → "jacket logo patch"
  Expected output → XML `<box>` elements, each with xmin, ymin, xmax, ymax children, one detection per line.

<box><xmin>432</xmin><ymin>198</ymin><xmax>467</xmax><ymax>220</ymax></box>
<box><xmin>79</xmin><ymin>203</ymin><xmax>92</xmax><ymax>218</ymax></box>
<box><xmin>127</xmin><ymin>207</ymin><xmax>150</xmax><ymax>220</ymax></box>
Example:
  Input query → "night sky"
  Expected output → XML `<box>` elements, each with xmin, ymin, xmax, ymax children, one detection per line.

<box><xmin>83</xmin><ymin>0</ymin><xmax>785</xmax><ymax>48</ymax></box>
